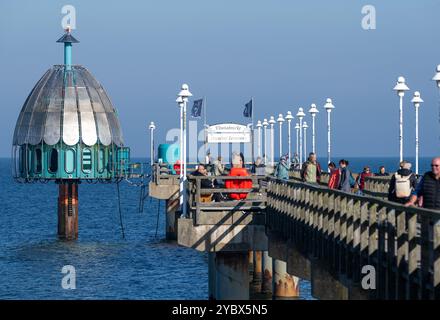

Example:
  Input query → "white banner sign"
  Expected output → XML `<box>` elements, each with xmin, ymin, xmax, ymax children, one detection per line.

<box><xmin>207</xmin><ymin>123</ymin><xmax>251</xmax><ymax>143</ymax></box>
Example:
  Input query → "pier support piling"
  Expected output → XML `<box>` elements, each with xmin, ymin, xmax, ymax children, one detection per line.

<box><xmin>215</xmin><ymin>252</ymin><xmax>249</xmax><ymax>300</ymax></box>
<box><xmin>273</xmin><ymin>259</ymin><xmax>300</xmax><ymax>299</ymax></box>
<box><xmin>252</xmin><ymin>250</ymin><xmax>263</xmax><ymax>290</ymax></box>
<box><xmin>57</xmin><ymin>181</ymin><xmax>78</xmax><ymax>240</ymax></box>
<box><xmin>165</xmin><ymin>194</ymin><xmax>179</xmax><ymax>240</ymax></box>
<box><xmin>208</xmin><ymin>252</ymin><xmax>216</xmax><ymax>300</ymax></box>
<box><xmin>262</xmin><ymin>251</ymin><xmax>273</xmax><ymax>294</ymax></box>
<box><xmin>248</xmin><ymin>251</ymin><xmax>254</xmax><ymax>283</ymax></box>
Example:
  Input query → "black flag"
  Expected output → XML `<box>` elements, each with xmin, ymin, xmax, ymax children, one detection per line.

<box><xmin>191</xmin><ymin>99</ymin><xmax>203</xmax><ymax>118</ymax></box>
<box><xmin>243</xmin><ymin>99</ymin><xmax>253</xmax><ymax>118</ymax></box>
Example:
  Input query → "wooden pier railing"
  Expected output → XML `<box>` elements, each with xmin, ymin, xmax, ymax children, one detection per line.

<box><xmin>187</xmin><ymin>175</ymin><xmax>267</xmax><ymax>224</ymax></box>
<box><xmin>266</xmin><ymin>177</ymin><xmax>440</xmax><ymax>299</ymax></box>
<box><xmin>290</xmin><ymin>169</ymin><xmax>392</xmax><ymax>199</ymax></box>
<box><xmin>363</xmin><ymin>176</ymin><xmax>391</xmax><ymax>199</ymax></box>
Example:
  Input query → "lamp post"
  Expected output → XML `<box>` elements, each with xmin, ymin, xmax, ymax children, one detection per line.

<box><xmin>176</xmin><ymin>96</ymin><xmax>184</xmax><ymax>199</ymax></box>
<box><xmin>432</xmin><ymin>65</ymin><xmax>440</xmax><ymax>135</ymax></box>
<box><xmin>411</xmin><ymin>91</ymin><xmax>423</xmax><ymax>175</ymax></box>
<box><xmin>296</xmin><ymin>108</ymin><xmax>305</xmax><ymax>166</ymax></box>
<box><xmin>262</xmin><ymin>118</ymin><xmax>269</xmax><ymax>165</ymax></box>
<box><xmin>308</xmin><ymin>104</ymin><xmax>319</xmax><ymax>154</ymax></box>
<box><xmin>256</xmin><ymin>120</ymin><xmax>262</xmax><ymax>158</ymax></box>
<box><xmin>295</xmin><ymin>122</ymin><xmax>300</xmax><ymax>161</ymax></box>
<box><xmin>303</xmin><ymin>121</ymin><xmax>308</xmax><ymax>160</ymax></box>
<box><xmin>177</xmin><ymin>84</ymin><xmax>192</xmax><ymax>218</ymax></box>
<box><xmin>324</xmin><ymin>98</ymin><xmax>335</xmax><ymax>165</ymax></box>
<box><xmin>269</xmin><ymin>116</ymin><xmax>276</xmax><ymax>167</ymax></box>
<box><xmin>285</xmin><ymin>111</ymin><xmax>294</xmax><ymax>161</ymax></box>
<box><xmin>393</xmin><ymin>76</ymin><xmax>410</xmax><ymax>162</ymax></box>
<box><xmin>277</xmin><ymin>114</ymin><xmax>285</xmax><ymax>158</ymax></box>
<box><xmin>149</xmin><ymin>121</ymin><xmax>156</xmax><ymax>167</ymax></box>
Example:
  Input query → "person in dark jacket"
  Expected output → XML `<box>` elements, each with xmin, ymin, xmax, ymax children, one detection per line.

<box><xmin>192</xmin><ymin>164</ymin><xmax>213</xmax><ymax>188</ymax></box>
<box><xmin>251</xmin><ymin>157</ymin><xmax>266</xmax><ymax>175</ymax></box>
<box><xmin>405</xmin><ymin>157</ymin><xmax>440</xmax><ymax>210</ymax></box>
<box><xmin>388</xmin><ymin>161</ymin><xmax>417</xmax><ymax>204</ymax></box>
<box><xmin>376</xmin><ymin>166</ymin><xmax>389</xmax><ymax>176</ymax></box>
<box><xmin>338</xmin><ymin>159</ymin><xmax>354</xmax><ymax>192</ymax></box>
<box><xmin>239</xmin><ymin>152</ymin><xmax>245</xmax><ymax>168</ymax></box>
<box><xmin>356</xmin><ymin>166</ymin><xmax>373</xmax><ymax>191</ymax></box>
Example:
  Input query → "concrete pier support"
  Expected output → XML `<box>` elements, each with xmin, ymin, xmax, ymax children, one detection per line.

<box><xmin>248</xmin><ymin>251</ymin><xmax>254</xmax><ymax>283</ymax></box>
<box><xmin>311</xmin><ymin>259</ymin><xmax>349</xmax><ymax>300</ymax></box>
<box><xmin>215</xmin><ymin>252</ymin><xmax>249</xmax><ymax>300</ymax></box>
<box><xmin>262</xmin><ymin>251</ymin><xmax>273</xmax><ymax>294</ymax></box>
<box><xmin>208</xmin><ymin>252</ymin><xmax>216</xmax><ymax>300</ymax></box>
<box><xmin>287</xmin><ymin>244</ymin><xmax>311</xmax><ymax>281</ymax></box>
<box><xmin>273</xmin><ymin>259</ymin><xmax>300</xmax><ymax>299</ymax></box>
<box><xmin>57</xmin><ymin>181</ymin><xmax>78</xmax><ymax>240</ymax></box>
<box><xmin>165</xmin><ymin>194</ymin><xmax>179</xmax><ymax>240</ymax></box>
<box><xmin>252</xmin><ymin>251</ymin><xmax>263</xmax><ymax>290</ymax></box>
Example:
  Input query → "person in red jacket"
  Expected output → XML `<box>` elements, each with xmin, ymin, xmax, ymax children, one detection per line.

<box><xmin>173</xmin><ymin>160</ymin><xmax>181</xmax><ymax>175</ymax></box>
<box><xmin>225</xmin><ymin>153</ymin><xmax>252</xmax><ymax>200</ymax></box>
<box><xmin>356</xmin><ymin>166</ymin><xmax>373</xmax><ymax>191</ymax></box>
<box><xmin>328</xmin><ymin>162</ymin><xmax>340</xmax><ymax>189</ymax></box>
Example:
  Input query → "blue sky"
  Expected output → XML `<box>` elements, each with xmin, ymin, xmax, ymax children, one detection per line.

<box><xmin>1</xmin><ymin>0</ymin><xmax>439</xmax><ymax>158</ymax></box>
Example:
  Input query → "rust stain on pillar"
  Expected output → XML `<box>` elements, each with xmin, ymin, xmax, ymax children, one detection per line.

<box><xmin>252</xmin><ymin>251</ymin><xmax>263</xmax><ymax>290</ymax></box>
<box><xmin>58</xmin><ymin>182</ymin><xmax>78</xmax><ymax>240</ymax></box>
<box><xmin>273</xmin><ymin>259</ymin><xmax>300</xmax><ymax>299</ymax></box>
<box><xmin>216</xmin><ymin>252</ymin><xmax>249</xmax><ymax>300</ymax></box>
<box><xmin>262</xmin><ymin>251</ymin><xmax>273</xmax><ymax>294</ymax></box>
<box><xmin>248</xmin><ymin>251</ymin><xmax>254</xmax><ymax>283</ymax></box>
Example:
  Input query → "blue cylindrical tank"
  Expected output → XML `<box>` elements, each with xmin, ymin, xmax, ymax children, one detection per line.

<box><xmin>157</xmin><ymin>144</ymin><xmax>180</xmax><ymax>164</ymax></box>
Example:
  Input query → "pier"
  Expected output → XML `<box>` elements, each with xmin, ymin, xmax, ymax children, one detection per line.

<box><xmin>149</xmin><ymin>165</ymin><xmax>440</xmax><ymax>300</ymax></box>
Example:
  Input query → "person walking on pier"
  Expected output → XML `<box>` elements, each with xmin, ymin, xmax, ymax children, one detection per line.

<box><xmin>205</xmin><ymin>152</ymin><xmax>212</xmax><ymax>165</ymax></box>
<box><xmin>274</xmin><ymin>155</ymin><xmax>289</xmax><ymax>180</ymax></box>
<box><xmin>338</xmin><ymin>159</ymin><xmax>355</xmax><ymax>192</ymax></box>
<box><xmin>356</xmin><ymin>166</ymin><xmax>373</xmax><ymax>192</ymax></box>
<box><xmin>388</xmin><ymin>161</ymin><xmax>417</xmax><ymax>204</ymax></box>
<box><xmin>376</xmin><ymin>166</ymin><xmax>389</xmax><ymax>176</ymax></box>
<box><xmin>251</xmin><ymin>156</ymin><xmax>266</xmax><ymax>175</ymax></box>
<box><xmin>405</xmin><ymin>157</ymin><xmax>440</xmax><ymax>210</ymax></box>
<box><xmin>204</xmin><ymin>152</ymin><xmax>212</xmax><ymax>173</ymax></box>
<box><xmin>328</xmin><ymin>162</ymin><xmax>340</xmax><ymax>189</ymax></box>
<box><xmin>212</xmin><ymin>156</ymin><xmax>225</xmax><ymax>176</ymax></box>
<box><xmin>291</xmin><ymin>153</ymin><xmax>300</xmax><ymax>170</ymax></box>
<box><xmin>300</xmin><ymin>152</ymin><xmax>322</xmax><ymax>184</ymax></box>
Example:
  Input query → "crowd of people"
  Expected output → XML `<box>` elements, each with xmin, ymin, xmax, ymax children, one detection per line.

<box><xmin>174</xmin><ymin>151</ymin><xmax>440</xmax><ymax>210</ymax></box>
<box><xmin>324</xmin><ymin>156</ymin><xmax>440</xmax><ymax>211</ymax></box>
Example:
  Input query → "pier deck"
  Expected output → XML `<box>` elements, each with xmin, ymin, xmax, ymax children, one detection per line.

<box><xmin>149</xmin><ymin>165</ymin><xmax>440</xmax><ymax>300</ymax></box>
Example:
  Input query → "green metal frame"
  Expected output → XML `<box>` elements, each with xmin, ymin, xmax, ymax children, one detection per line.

<box><xmin>14</xmin><ymin>143</ymin><xmax>130</xmax><ymax>181</ymax></box>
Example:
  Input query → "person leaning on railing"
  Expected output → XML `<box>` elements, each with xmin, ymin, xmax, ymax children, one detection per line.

<box><xmin>405</xmin><ymin>157</ymin><xmax>440</xmax><ymax>210</ymax></box>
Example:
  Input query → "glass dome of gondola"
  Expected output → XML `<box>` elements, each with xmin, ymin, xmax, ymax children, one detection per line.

<box><xmin>12</xmin><ymin>28</ymin><xmax>130</xmax><ymax>182</ymax></box>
